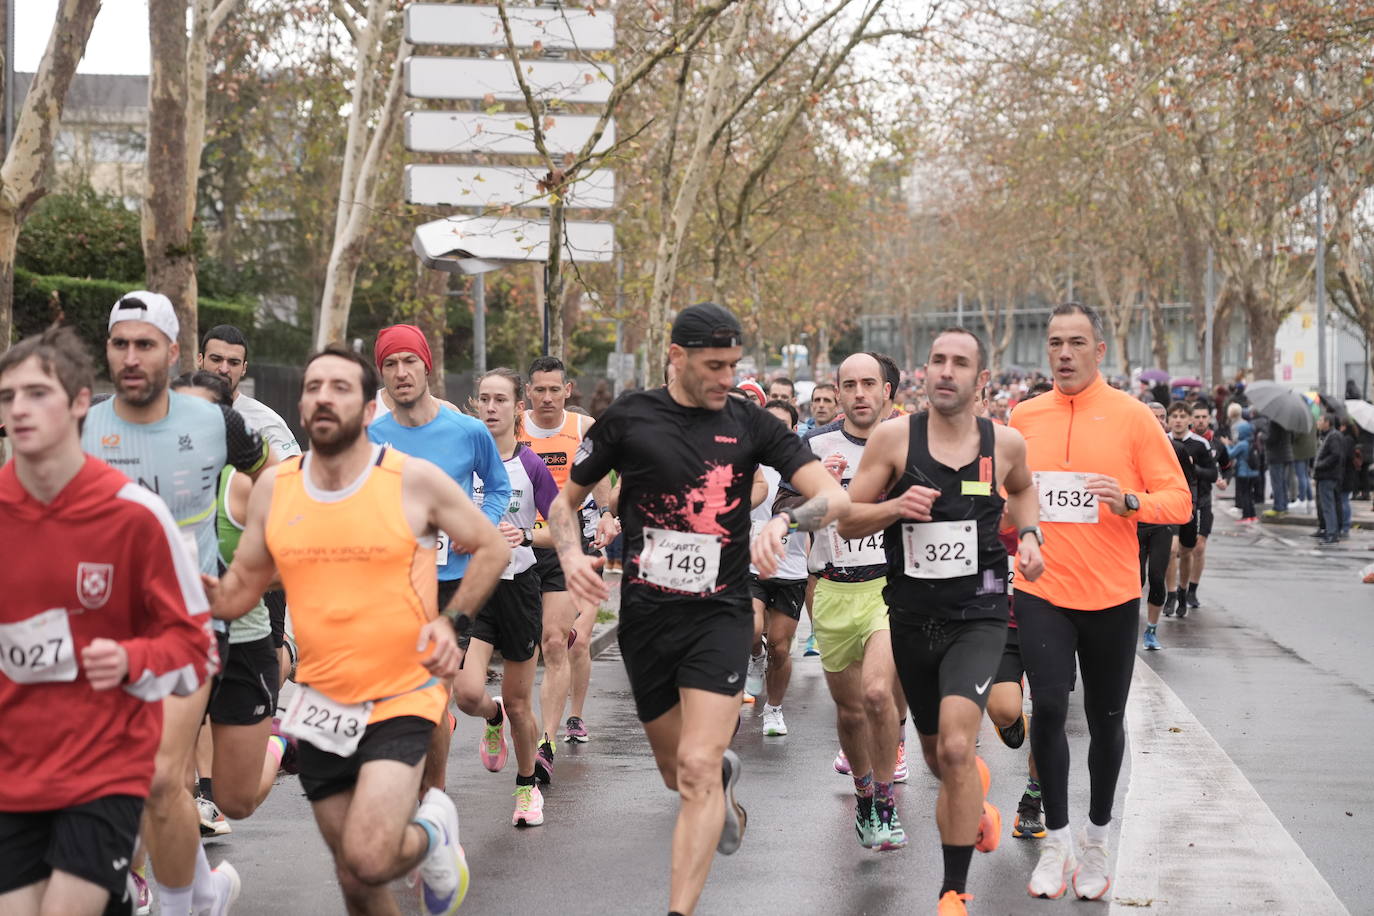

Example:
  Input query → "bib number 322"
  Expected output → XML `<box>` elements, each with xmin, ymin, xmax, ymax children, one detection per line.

<box><xmin>0</xmin><ymin>608</ymin><xmax>78</xmax><ymax>684</ymax></box>
<box><xmin>279</xmin><ymin>685</ymin><xmax>373</xmax><ymax>757</ymax></box>
<box><xmin>1034</xmin><ymin>471</ymin><xmax>1099</xmax><ymax>523</ymax></box>
<box><xmin>638</xmin><ymin>527</ymin><xmax>722</xmax><ymax>594</ymax></box>
<box><xmin>902</xmin><ymin>521</ymin><xmax>977</xmax><ymax>579</ymax></box>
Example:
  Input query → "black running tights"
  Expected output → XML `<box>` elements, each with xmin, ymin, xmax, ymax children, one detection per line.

<box><xmin>1014</xmin><ymin>594</ymin><xmax>1139</xmax><ymax>831</ymax></box>
<box><xmin>1137</xmin><ymin>524</ymin><xmax>1173</xmax><ymax>607</ymax></box>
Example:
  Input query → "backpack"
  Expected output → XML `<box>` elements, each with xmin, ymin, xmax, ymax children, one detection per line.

<box><xmin>1251</xmin><ymin>427</ymin><xmax>1268</xmax><ymax>473</ymax></box>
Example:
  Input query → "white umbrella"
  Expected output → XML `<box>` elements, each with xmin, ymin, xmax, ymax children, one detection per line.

<box><xmin>1345</xmin><ymin>399</ymin><xmax>1374</xmax><ymax>434</ymax></box>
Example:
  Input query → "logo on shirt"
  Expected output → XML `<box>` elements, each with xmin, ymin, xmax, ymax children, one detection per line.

<box><xmin>100</xmin><ymin>434</ymin><xmax>120</xmax><ymax>448</ymax></box>
<box><xmin>543</xmin><ymin>452</ymin><xmax>568</xmax><ymax>467</ymax></box>
<box><xmin>77</xmin><ymin>562</ymin><xmax>115</xmax><ymax>610</ymax></box>
<box><xmin>178</xmin><ymin>434</ymin><xmax>194</xmax><ymax>452</ymax></box>
<box><xmin>573</xmin><ymin>439</ymin><xmax>592</xmax><ymax>466</ymax></box>
<box><xmin>714</xmin><ymin>435</ymin><xmax>738</xmax><ymax>444</ymax></box>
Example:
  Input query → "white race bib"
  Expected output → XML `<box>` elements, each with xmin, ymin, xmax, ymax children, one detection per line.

<box><xmin>902</xmin><ymin>521</ymin><xmax>978</xmax><ymax>579</ymax></box>
<box><xmin>435</xmin><ymin>532</ymin><xmax>451</xmax><ymax>566</ymax></box>
<box><xmin>1034</xmin><ymin>471</ymin><xmax>1099</xmax><ymax>523</ymax></box>
<box><xmin>501</xmin><ymin>553</ymin><xmax>518</xmax><ymax>581</ymax></box>
<box><xmin>638</xmin><ymin>527</ymin><xmax>722</xmax><ymax>594</ymax></box>
<box><xmin>0</xmin><ymin>608</ymin><xmax>78</xmax><ymax>684</ymax></box>
<box><xmin>279</xmin><ymin>684</ymin><xmax>373</xmax><ymax>757</ymax></box>
<box><xmin>827</xmin><ymin>527</ymin><xmax>885</xmax><ymax>567</ymax></box>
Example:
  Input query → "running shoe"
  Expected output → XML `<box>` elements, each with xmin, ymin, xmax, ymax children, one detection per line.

<box><xmin>512</xmin><ymin>784</ymin><xmax>544</xmax><ymax>828</ymax></box>
<box><xmin>533</xmin><ymin>738</ymin><xmax>554</xmax><ymax>785</ymax></box>
<box><xmin>1185</xmin><ymin>589</ymin><xmax>1201</xmax><ymax>609</ymax></box>
<box><xmin>197</xmin><ymin>796</ymin><xmax>231</xmax><ymax>837</ymax></box>
<box><xmin>1143</xmin><ymin>627</ymin><xmax>1161</xmax><ymax>651</ymax></box>
<box><xmin>740</xmin><ymin>692</ymin><xmax>756</xmax><ymax>706</ymax></box>
<box><xmin>416</xmin><ymin>788</ymin><xmax>470</xmax><ymax>915</ymax></box>
<box><xmin>1161</xmin><ymin>593</ymin><xmax>1176</xmax><ymax>617</ymax></box>
<box><xmin>761</xmin><ymin>705</ymin><xmax>788</xmax><ymax>736</ymax></box>
<box><xmin>1073</xmin><ymin>835</ymin><xmax>1112</xmax><ymax>900</ymax></box>
<box><xmin>203</xmin><ymin>861</ymin><xmax>240</xmax><ymax>916</ymax></box>
<box><xmin>271</xmin><ymin>716</ymin><xmax>299</xmax><ymax>775</ymax></box>
<box><xmin>938</xmin><ymin>890</ymin><xmax>973</xmax><ymax>915</ymax></box>
<box><xmin>803</xmin><ymin>633</ymin><xmax>820</xmax><ymax>657</ymax></box>
<box><xmin>718</xmin><ymin>749</ymin><xmax>747</xmax><ymax>855</ymax></box>
<box><xmin>975</xmin><ymin>800</ymin><xmax>1002</xmax><ymax>853</ymax></box>
<box><xmin>872</xmin><ymin>797</ymin><xmax>907</xmax><ymax>851</ymax></box>
<box><xmin>894</xmin><ymin>740</ymin><xmax>909</xmax><ymax>783</ymax></box>
<box><xmin>479</xmin><ymin>697</ymin><xmax>508</xmax><ymax>772</ymax></box>
<box><xmin>997</xmin><ymin>711</ymin><xmax>1027</xmax><ymax>749</ymax></box>
<box><xmin>1174</xmin><ymin>590</ymin><xmax>1189</xmax><ymax>618</ymax></box>
<box><xmin>1013</xmin><ymin>793</ymin><xmax>1047</xmax><ymax>839</ymax></box>
<box><xmin>563</xmin><ymin>716</ymin><xmax>589</xmax><ymax>743</ymax></box>
<box><xmin>975</xmin><ymin>755</ymin><xmax>991</xmax><ymax>797</ymax></box>
<box><xmin>745</xmin><ymin>651</ymin><xmax>766</xmax><ymax>699</ymax></box>
<box><xmin>131</xmin><ymin>869</ymin><xmax>152</xmax><ymax>916</ymax></box>
<box><xmin>854</xmin><ymin>794</ymin><xmax>876</xmax><ymax>848</ymax></box>
<box><xmin>1027</xmin><ymin>835</ymin><xmax>1076</xmax><ymax>899</ymax></box>
<box><xmin>833</xmin><ymin>750</ymin><xmax>852</xmax><ymax>775</ymax></box>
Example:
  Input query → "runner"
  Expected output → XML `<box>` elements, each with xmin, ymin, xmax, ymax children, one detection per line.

<box><xmin>457</xmin><ymin>368</ymin><xmax>560</xmax><ymax>828</ymax></box>
<box><xmin>1009</xmin><ymin>303</ymin><xmax>1190</xmax><ymax>900</ymax></box>
<box><xmin>781</xmin><ymin>352</ymin><xmax>908</xmax><ymax>850</ymax></box>
<box><xmin>1187</xmin><ymin>402</ymin><xmax>1232</xmax><ymax>605</ymax></box>
<box><xmin>520</xmin><ymin>356</ymin><xmax>615</xmax><ymax>764</ymax></box>
<box><xmin>841</xmin><ymin>327</ymin><xmax>1045</xmax><ymax>914</ymax></box>
<box><xmin>0</xmin><ymin>328</ymin><xmax>216</xmax><ymax>916</ymax></box>
<box><xmin>366</xmin><ymin>324</ymin><xmax>511</xmax><ymax>793</ymax></box>
<box><xmin>1137</xmin><ymin>402</ymin><xmax>1177</xmax><ymax>650</ymax></box>
<box><xmin>551</xmin><ymin>303</ymin><xmax>846</xmax><ymax>916</ymax></box>
<box><xmin>745</xmin><ymin>399</ymin><xmax>811</xmax><ymax>735</ymax></box>
<box><xmin>1166</xmin><ymin>402</ymin><xmax>1216</xmax><ymax>615</ymax></box>
<box><xmin>82</xmin><ymin>292</ymin><xmax>272</xmax><ymax>916</ymax></box>
<box><xmin>767</xmin><ymin>376</ymin><xmax>797</xmax><ymax>406</ymax></box>
<box><xmin>206</xmin><ymin>344</ymin><xmax>510</xmax><ymax>915</ymax></box>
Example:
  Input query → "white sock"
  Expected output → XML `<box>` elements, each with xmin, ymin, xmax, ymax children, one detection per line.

<box><xmin>1047</xmin><ymin>825</ymin><xmax>1073</xmax><ymax>849</ymax></box>
<box><xmin>191</xmin><ymin>844</ymin><xmax>217</xmax><ymax>911</ymax></box>
<box><xmin>157</xmin><ymin>883</ymin><xmax>194</xmax><ymax>916</ymax></box>
<box><xmin>1086</xmin><ymin>819</ymin><xmax>1110</xmax><ymax>845</ymax></box>
<box><xmin>764</xmin><ymin>703</ymin><xmax>781</xmax><ymax>713</ymax></box>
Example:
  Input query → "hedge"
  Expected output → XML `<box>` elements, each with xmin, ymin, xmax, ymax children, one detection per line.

<box><xmin>13</xmin><ymin>268</ymin><xmax>256</xmax><ymax>358</ymax></box>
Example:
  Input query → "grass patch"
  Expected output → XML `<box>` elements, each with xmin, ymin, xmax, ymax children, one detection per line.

<box><xmin>596</xmin><ymin>608</ymin><xmax>617</xmax><ymax>624</ymax></box>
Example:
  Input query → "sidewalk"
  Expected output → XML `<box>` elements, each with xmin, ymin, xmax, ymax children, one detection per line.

<box><xmin>1217</xmin><ymin>491</ymin><xmax>1374</xmax><ymax>531</ymax></box>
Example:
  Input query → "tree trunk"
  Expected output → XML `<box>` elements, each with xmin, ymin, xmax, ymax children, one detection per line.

<box><xmin>144</xmin><ymin>0</ymin><xmax>197</xmax><ymax>366</ymax></box>
<box><xmin>1243</xmin><ymin>285</ymin><xmax>1279</xmax><ymax>380</ymax></box>
<box><xmin>1146</xmin><ymin>296</ymin><xmax>1168</xmax><ymax>371</ymax></box>
<box><xmin>415</xmin><ymin>260</ymin><xmax>448</xmax><ymax>395</ymax></box>
<box><xmin>0</xmin><ymin>0</ymin><xmax>103</xmax><ymax>353</ymax></box>
<box><xmin>544</xmin><ymin>197</ymin><xmax>566</xmax><ymax>360</ymax></box>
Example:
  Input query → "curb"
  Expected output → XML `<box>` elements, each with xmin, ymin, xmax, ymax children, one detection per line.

<box><xmin>588</xmin><ymin>619</ymin><xmax>618</xmax><ymax>659</ymax></box>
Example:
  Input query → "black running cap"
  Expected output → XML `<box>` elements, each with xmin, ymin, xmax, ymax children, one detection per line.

<box><xmin>670</xmin><ymin>303</ymin><xmax>743</xmax><ymax>349</ymax></box>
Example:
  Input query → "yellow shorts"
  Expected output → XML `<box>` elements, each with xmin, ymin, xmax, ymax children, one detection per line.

<box><xmin>812</xmin><ymin>577</ymin><xmax>890</xmax><ymax>673</ymax></box>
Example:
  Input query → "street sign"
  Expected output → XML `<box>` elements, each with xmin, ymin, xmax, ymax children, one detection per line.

<box><xmin>405</xmin><ymin>165</ymin><xmax>615</xmax><ymax>209</ymax></box>
<box><xmin>406</xmin><ymin>57</ymin><xmax>614</xmax><ymax>104</ymax></box>
<box><xmin>414</xmin><ymin>216</ymin><xmax>615</xmax><ymax>273</ymax></box>
<box><xmin>406</xmin><ymin>4</ymin><xmax>615</xmax><ymax>51</ymax></box>
<box><xmin>405</xmin><ymin>111</ymin><xmax>615</xmax><ymax>155</ymax></box>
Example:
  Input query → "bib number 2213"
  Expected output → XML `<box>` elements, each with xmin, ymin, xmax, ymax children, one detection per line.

<box><xmin>279</xmin><ymin>685</ymin><xmax>373</xmax><ymax>757</ymax></box>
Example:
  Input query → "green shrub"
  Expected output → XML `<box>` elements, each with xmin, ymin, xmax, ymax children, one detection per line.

<box><xmin>17</xmin><ymin>186</ymin><xmax>145</xmax><ymax>283</ymax></box>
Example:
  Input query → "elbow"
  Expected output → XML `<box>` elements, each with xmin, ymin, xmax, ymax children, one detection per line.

<box><xmin>830</xmin><ymin>490</ymin><xmax>853</xmax><ymax>524</ymax></box>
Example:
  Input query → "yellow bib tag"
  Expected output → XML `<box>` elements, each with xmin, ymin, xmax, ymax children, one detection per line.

<box><xmin>961</xmin><ymin>480</ymin><xmax>992</xmax><ymax>497</ymax></box>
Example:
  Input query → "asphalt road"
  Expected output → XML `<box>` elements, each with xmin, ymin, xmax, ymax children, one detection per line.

<box><xmin>197</xmin><ymin>506</ymin><xmax>1371</xmax><ymax>915</ymax></box>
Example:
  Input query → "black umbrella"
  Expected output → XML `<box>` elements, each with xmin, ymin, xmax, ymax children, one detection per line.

<box><xmin>1245</xmin><ymin>381</ymin><xmax>1314</xmax><ymax>433</ymax></box>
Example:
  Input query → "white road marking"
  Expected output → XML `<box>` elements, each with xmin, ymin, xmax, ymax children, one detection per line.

<box><xmin>1112</xmin><ymin>662</ymin><xmax>1348</xmax><ymax>914</ymax></box>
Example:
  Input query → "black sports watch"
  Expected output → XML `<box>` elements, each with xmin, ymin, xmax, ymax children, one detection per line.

<box><xmin>444</xmin><ymin>611</ymin><xmax>473</xmax><ymax>636</ymax></box>
<box><xmin>1018</xmin><ymin>526</ymin><xmax>1044</xmax><ymax>546</ymax></box>
<box><xmin>519</xmin><ymin>528</ymin><xmax>534</xmax><ymax>547</ymax></box>
<box><xmin>1123</xmin><ymin>493</ymin><xmax>1140</xmax><ymax>515</ymax></box>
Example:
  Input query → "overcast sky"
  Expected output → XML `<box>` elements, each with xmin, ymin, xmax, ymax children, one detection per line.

<box><xmin>17</xmin><ymin>0</ymin><xmax>151</xmax><ymax>75</ymax></box>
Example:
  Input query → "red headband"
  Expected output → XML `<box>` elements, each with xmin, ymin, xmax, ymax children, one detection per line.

<box><xmin>374</xmin><ymin>324</ymin><xmax>432</xmax><ymax>374</ymax></box>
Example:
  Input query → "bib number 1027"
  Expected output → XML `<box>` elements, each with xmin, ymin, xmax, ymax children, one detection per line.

<box><xmin>0</xmin><ymin>608</ymin><xmax>78</xmax><ymax>685</ymax></box>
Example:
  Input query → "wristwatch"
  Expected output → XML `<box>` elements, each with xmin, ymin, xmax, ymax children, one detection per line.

<box><xmin>598</xmin><ymin>506</ymin><xmax>613</xmax><ymax>517</ymax></box>
<box><xmin>1123</xmin><ymin>493</ymin><xmax>1140</xmax><ymax>515</ymax></box>
<box><xmin>772</xmin><ymin>509</ymin><xmax>800</xmax><ymax>531</ymax></box>
<box><xmin>444</xmin><ymin>611</ymin><xmax>473</xmax><ymax>636</ymax></box>
<box><xmin>1018</xmin><ymin>526</ymin><xmax>1044</xmax><ymax>546</ymax></box>
<box><xmin>519</xmin><ymin>528</ymin><xmax>534</xmax><ymax>547</ymax></box>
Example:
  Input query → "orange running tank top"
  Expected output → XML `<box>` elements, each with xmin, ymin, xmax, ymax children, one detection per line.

<box><xmin>520</xmin><ymin>410</ymin><xmax>590</xmax><ymax>491</ymax></box>
<box><xmin>265</xmin><ymin>445</ymin><xmax>444</xmax><ymax>724</ymax></box>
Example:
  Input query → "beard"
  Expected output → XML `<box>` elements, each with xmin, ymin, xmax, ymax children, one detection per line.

<box><xmin>117</xmin><ymin>365</ymin><xmax>169</xmax><ymax>407</ymax></box>
<box><xmin>307</xmin><ymin>409</ymin><xmax>366</xmax><ymax>456</ymax></box>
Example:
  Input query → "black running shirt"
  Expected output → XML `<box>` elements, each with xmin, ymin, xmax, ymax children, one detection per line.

<box><xmin>569</xmin><ymin>388</ymin><xmax>815</xmax><ymax>616</ymax></box>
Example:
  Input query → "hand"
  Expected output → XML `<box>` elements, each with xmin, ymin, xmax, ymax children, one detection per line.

<box><xmin>1217</xmin><ymin>478</ymin><xmax>1229</xmax><ymax>491</ymax></box>
<box><xmin>200</xmin><ymin>573</ymin><xmax>221</xmax><ymax>610</ymax></box>
<box><xmin>82</xmin><ymin>638</ymin><xmax>129</xmax><ymax>690</ymax></box>
<box><xmin>1084</xmin><ymin>474</ymin><xmax>1128</xmax><ymax>516</ymax></box>
<box><xmin>751</xmin><ymin>516</ymin><xmax>790</xmax><ymax>579</ymax></box>
<box><xmin>417</xmin><ymin>617</ymin><xmax>462</xmax><ymax>680</ymax></box>
<box><xmin>894</xmin><ymin>485</ymin><xmax>941</xmax><ymax>522</ymax></box>
<box><xmin>592</xmin><ymin>512</ymin><xmax>621</xmax><ymax>550</ymax></box>
<box><xmin>497</xmin><ymin>521</ymin><xmax>524</xmax><ymax>548</ymax></box>
<box><xmin>562</xmin><ymin>551</ymin><xmax>609</xmax><ymax>607</ymax></box>
<box><xmin>823</xmin><ymin>452</ymin><xmax>849</xmax><ymax>482</ymax></box>
<box><xmin>1016</xmin><ymin>537</ymin><xmax>1045</xmax><ymax>581</ymax></box>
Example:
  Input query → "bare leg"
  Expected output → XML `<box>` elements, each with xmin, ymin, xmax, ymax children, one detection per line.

<box><xmin>763</xmin><ymin>610</ymin><xmax>797</xmax><ymax>705</ymax></box>
<box><xmin>985</xmin><ymin>681</ymin><xmax>1022</xmax><ymax>730</ymax></box>
<box><xmin>567</xmin><ymin>600</ymin><xmax>597</xmax><ymax>722</ymax></box>
<box><xmin>1189</xmin><ymin>536</ymin><xmax>1208</xmax><ymax>585</ymax></box>
<box><xmin>501</xmin><ymin>659</ymin><xmax>540</xmax><ymax>777</ymax></box>
<box><xmin>917</xmin><ymin>696</ymin><xmax>984</xmax><ymax>845</ymax></box>
<box><xmin>419</xmin><ymin>682</ymin><xmax>454</xmax><ymax>794</ymax></box>
<box><xmin>0</xmin><ymin>869</ymin><xmax>111</xmax><ymax>916</ymax></box>
<box><xmin>539</xmin><ymin>591</ymin><xmax>577</xmax><ymax>743</ymax></box>
<box><xmin>824</xmin><ymin>665</ymin><xmax>872</xmax><ymax>778</ymax></box>
<box><xmin>209</xmin><ymin>718</ymin><xmax>275</xmax><ymax>819</ymax></box>
<box><xmin>860</xmin><ymin>631</ymin><xmax>899</xmax><ymax>784</ymax></box>
<box><xmin>144</xmin><ymin>683</ymin><xmax>212</xmax><ymax>888</ymax></box>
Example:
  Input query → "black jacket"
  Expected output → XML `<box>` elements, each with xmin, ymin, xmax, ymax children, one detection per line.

<box><xmin>1313</xmin><ymin>429</ymin><xmax>1347</xmax><ymax>482</ymax></box>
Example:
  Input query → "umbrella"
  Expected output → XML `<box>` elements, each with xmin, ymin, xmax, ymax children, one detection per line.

<box><xmin>1246</xmin><ymin>381</ymin><xmax>1315</xmax><ymax>433</ymax></box>
<box><xmin>1139</xmin><ymin>368</ymin><xmax>1169</xmax><ymax>383</ymax></box>
<box><xmin>1346</xmin><ymin>400</ymin><xmax>1374</xmax><ymax>434</ymax></box>
<box><xmin>1171</xmin><ymin>376</ymin><xmax>1202</xmax><ymax>388</ymax></box>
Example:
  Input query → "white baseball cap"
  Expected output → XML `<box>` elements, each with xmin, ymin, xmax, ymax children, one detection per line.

<box><xmin>108</xmin><ymin>291</ymin><xmax>180</xmax><ymax>343</ymax></box>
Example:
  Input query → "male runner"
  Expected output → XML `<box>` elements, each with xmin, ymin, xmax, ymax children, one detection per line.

<box><xmin>521</xmin><ymin>356</ymin><xmax>615</xmax><ymax>760</ymax></box>
<box><xmin>207</xmin><ymin>344</ymin><xmax>510</xmax><ymax>915</ymax></box>
<box><xmin>366</xmin><ymin>324</ymin><xmax>510</xmax><ymax>793</ymax></box>
<box><xmin>82</xmin><ymin>292</ymin><xmax>272</xmax><ymax>916</ymax></box>
<box><xmin>782</xmin><ymin>352</ymin><xmax>907</xmax><ymax>850</ymax></box>
<box><xmin>800</xmin><ymin>382</ymin><xmax>841</xmax><ymax>653</ymax></box>
<box><xmin>1166</xmin><ymin>402</ymin><xmax>1216</xmax><ymax>615</ymax></box>
<box><xmin>767</xmin><ymin>376</ymin><xmax>797</xmax><ymax>406</ymax></box>
<box><xmin>458</xmin><ymin>368</ymin><xmax>560</xmax><ymax>828</ymax></box>
<box><xmin>0</xmin><ymin>328</ymin><xmax>216</xmax><ymax>916</ymax></box>
<box><xmin>842</xmin><ymin>328</ymin><xmax>1044</xmax><ymax>914</ymax></box>
<box><xmin>1187</xmin><ymin>403</ymin><xmax>1231</xmax><ymax>606</ymax></box>
<box><xmin>1137</xmin><ymin>402</ymin><xmax>1178</xmax><ymax>650</ymax></box>
<box><xmin>551</xmin><ymin>303</ymin><xmax>846</xmax><ymax>916</ymax></box>
<box><xmin>1009</xmin><ymin>303</ymin><xmax>1189</xmax><ymax>900</ymax></box>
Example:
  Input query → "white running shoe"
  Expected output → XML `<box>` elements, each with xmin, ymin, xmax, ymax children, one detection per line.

<box><xmin>1028</xmin><ymin>834</ymin><xmax>1077</xmax><ymax>899</ymax></box>
<box><xmin>761</xmin><ymin>705</ymin><xmax>788</xmax><ymax>736</ymax></box>
<box><xmin>416</xmin><ymin>788</ymin><xmax>470</xmax><ymax>914</ymax></box>
<box><xmin>894</xmin><ymin>740</ymin><xmax>909</xmax><ymax>783</ymax></box>
<box><xmin>745</xmin><ymin>652</ymin><xmax>766</xmax><ymax>699</ymax></box>
<box><xmin>1073</xmin><ymin>835</ymin><xmax>1112</xmax><ymax>900</ymax></box>
<box><xmin>201</xmin><ymin>861</ymin><xmax>240</xmax><ymax>916</ymax></box>
<box><xmin>197</xmin><ymin>797</ymin><xmax>231</xmax><ymax>837</ymax></box>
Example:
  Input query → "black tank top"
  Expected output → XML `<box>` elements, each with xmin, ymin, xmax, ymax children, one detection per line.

<box><xmin>882</xmin><ymin>413</ymin><xmax>1010</xmax><ymax>621</ymax></box>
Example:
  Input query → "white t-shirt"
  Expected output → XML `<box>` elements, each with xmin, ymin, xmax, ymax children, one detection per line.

<box><xmin>233</xmin><ymin>392</ymin><xmax>302</xmax><ymax>458</ymax></box>
<box><xmin>749</xmin><ymin>464</ymin><xmax>810</xmax><ymax>580</ymax></box>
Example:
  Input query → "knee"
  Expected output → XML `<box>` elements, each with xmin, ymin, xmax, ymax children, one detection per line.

<box><xmin>862</xmin><ymin>683</ymin><xmax>894</xmax><ymax>721</ymax></box>
<box><xmin>935</xmin><ymin>731</ymin><xmax>975</xmax><ymax>774</ymax></box>
<box><xmin>503</xmin><ymin>693</ymin><xmax>533</xmax><ymax>722</ymax></box>
<box><xmin>835</xmin><ymin>700</ymin><xmax>867</xmax><ymax>733</ymax></box>
<box><xmin>766</xmin><ymin>636</ymin><xmax>790</xmax><ymax>666</ymax></box>
<box><xmin>451</xmin><ymin>681</ymin><xmax>487</xmax><ymax>715</ymax></box>
<box><xmin>341</xmin><ymin>842</ymin><xmax>392</xmax><ymax>887</ymax></box>
<box><xmin>214</xmin><ymin>786</ymin><xmax>257</xmax><ymax>821</ymax></box>
<box><xmin>674</xmin><ymin>750</ymin><xmax>722</xmax><ymax>800</ymax></box>
<box><xmin>920</xmin><ymin>744</ymin><xmax>941</xmax><ymax>777</ymax></box>
<box><xmin>146</xmin><ymin>759</ymin><xmax>188</xmax><ymax>806</ymax></box>
<box><xmin>1030</xmin><ymin>692</ymin><xmax>1070</xmax><ymax>728</ymax></box>
<box><xmin>541</xmin><ymin>633</ymin><xmax>567</xmax><ymax>664</ymax></box>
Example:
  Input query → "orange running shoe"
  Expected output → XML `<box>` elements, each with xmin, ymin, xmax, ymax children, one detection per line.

<box><xmin>938</xmin><ymin>890</ymin><xmax>973</xmax><ymax>915</ymax></box>
<box><xmin>975</xmin><ymin>755</ymin><xmax>991</xmax><ymax>797</ymax></box>
<box><xmin>975</xmin><ymin>800</ymin><xmax>1001</xmax><ymax>853</ymax></box>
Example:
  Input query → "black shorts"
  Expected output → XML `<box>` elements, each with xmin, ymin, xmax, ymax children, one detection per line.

<box><xmin>264</xmin><ymin>589</ymin><xmax>288</xmax><ymax>648</ymax></box>
<box><xmin>994</xmin><ymin>624</ymin><xmax>1023</xmax><ymax>685</ymax></box>
<box><xmin>889</xmin><ymin>613</ymin><xmax>1008</xmax><ymax>737</ymax></box>
<box><xmin>1197</xmin><ymin>502</ymin><xmax>1214</xmax><ymax>538</ymax></box>
<box><xmin>438</xmin><ymin>577</ymin><xmax>462</xmax><ymax>611</ymax></box>
<box><xmin>467</xmin><ymin>568</ymin><xmax>542</xmax><ymax>662</ymax></box>
<box><xmin>748</xmin><ymin>576</ymin><xmax>807</xmax><ymax>620</ymax></box>
<box><xmin>618</xmin><ymin>603</ymin><xmax>752</xmax><ymax>723</ymax></box>
<box><xmin>1178</xmin><ymin>509</ymin><xmax>1199</xmax><ymax>549</ymax></box>
<box><xmin>0</xmin><ymin>795</ymin><xmax>144</xmax><ymax>897</ymax></box>
<box><xmin>298</xmin><ymin>716</ymin><xmax>434</xmax><ymax>802</ymax></box>
<box><xmin>208</xmin><ymin>635</ymin><xmax>280</xmax><ymax>726</ymax></box>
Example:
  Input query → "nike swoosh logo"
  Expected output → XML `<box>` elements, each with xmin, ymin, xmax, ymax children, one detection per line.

<box><xmin>974</xmin><ymin>677</ymin><xmax>992</xmax><ymax>695</ymax></box>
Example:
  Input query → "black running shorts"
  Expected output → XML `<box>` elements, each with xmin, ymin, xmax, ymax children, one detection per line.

<box><xmin>1178</xmin><ymin>509</ymin><xmax>1199</xmax><ymax>549</ymax></box>
<box><xmin>889</xmin><ymin>612</ymin><xmax>1008</xmax><ymax>737</ymax></box>
<box><xmin>298</xmin><ymin>716</ymin><xmax>434</xmax><ymax>802</ymax></box>
<box><xmin>1197</xmin><ymin>502</ymin><xmax>1214</xmax><ymax>538</ymax></box>
<box><xmin>533</xmin><ymin>533</ymin><xmax>597</xmax><ymax>595</ymax></box>
<box><xmin>264</xmin><ymin>589</ymin><xmax>288</xmax><ymax>648</ymax></box>
<box><xmin>208</xmin><ymin>635</ymin><xmax>280</xmax><ymax>726</ymax></box>
<box><xmin>618</xmin><ymin>603</ymin><xmax>752</xmax><ymax>723</ymax></box>
<box><xmin>437</xmin><ymin>577</ymin><xmax>462</xmax><ymax>611</ymax></box>
<box><xmin>994</xmin><ymin>623</ymin><xmax>1024</xmax><ymax>685</ymax></box>
<box><xmin>748</xmin><ymin>576</ymin><xmax>807</xmax><ymax>620</ymax></box>
<box><xmin>0</xmin><ymin>795</ymin><xmax>144</xmax><ymax>897</ymax></box>
<box><xmin>467</xmin><ymin>567</ymin><xmax>542</xmax><ymax>662</ymax></box>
